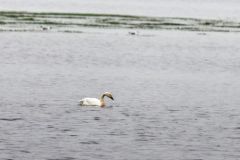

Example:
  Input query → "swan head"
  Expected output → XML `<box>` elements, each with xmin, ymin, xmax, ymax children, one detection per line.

<box><xmin>102</xmin><ymin>92</ymin><xmax>114</xmax><ymax>100</ymax></box>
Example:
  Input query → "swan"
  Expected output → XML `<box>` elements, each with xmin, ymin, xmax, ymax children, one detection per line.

<box><xmin>79</xmin><ymin>92</ymin><xmax>114</xmax><ymax>107</ymax></box>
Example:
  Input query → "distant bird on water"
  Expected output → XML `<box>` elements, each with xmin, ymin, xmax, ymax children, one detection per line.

<box><xmin>40</xmin><ymin>25</ymin><xmax>52</xmax><ymax>31</ymax></box>
<box><xmin>128</xmin><ymin>31</ymin><xmax>139</xmax><ymax>35</ymax></box>
<box><xmin>79</xmin><ymin>92</ymin><xmax>114</xmax><ymax>107</ymax></box>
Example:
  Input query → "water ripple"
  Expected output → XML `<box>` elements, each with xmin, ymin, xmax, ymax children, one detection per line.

<box><xmin>0</xmin><ymin>118</ymin><xmax>23</xmax><ymax>121</ymax></box>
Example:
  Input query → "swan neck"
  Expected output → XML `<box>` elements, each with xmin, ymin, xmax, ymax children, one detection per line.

<box><xmin>100</xmin><ymin>94</ymin><xmax>105</xmax><ymax>101</ymax></box>
<box><xmin>100</xmin><ymin>94</ymin><xmax>105</xmax><ymax>107</ymax></box>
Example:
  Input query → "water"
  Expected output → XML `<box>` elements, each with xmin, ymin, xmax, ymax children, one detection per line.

<box><xmin>0</xmin><ymin>30</ymin><xmax>240</xmax><ymax>159</ymax></box>
<box><xmin>0</xmin><ymin>0</ymin><xmax>240</xmax><ymax>20</ymax></box>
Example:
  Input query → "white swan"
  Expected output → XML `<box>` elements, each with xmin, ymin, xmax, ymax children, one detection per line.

<box><xmin>79</xmin><ymin>92</ymin><xmax>114</xmax><ymax>107</ymax></box>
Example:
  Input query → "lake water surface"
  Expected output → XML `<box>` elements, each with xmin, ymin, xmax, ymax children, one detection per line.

<box><xmin>0</xmin><ymin>30</ymin><xmax>240</xmax><ymax>159</ymax></box>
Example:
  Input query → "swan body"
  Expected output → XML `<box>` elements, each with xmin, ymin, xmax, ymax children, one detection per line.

<box><xmin>79</xmin><ymin>92</ymin><xmax>114</xmax><ymax>107</ymax></box>
<box><xmin>79</xmin><ymin>98</ymin><xmax>101</xmax><ymax>106</ymax></box>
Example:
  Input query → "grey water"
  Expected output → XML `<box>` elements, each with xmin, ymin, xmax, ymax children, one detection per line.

<box><xmin>0</xmin><ymin>30</ymin><xmax>240</xmax><ymax>160</ymax></box>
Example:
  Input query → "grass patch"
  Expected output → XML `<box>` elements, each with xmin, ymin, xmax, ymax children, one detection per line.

<box><xmin>104</xmin><ymin>21</ymin><xmax>122</xmax><ymax>25</ymax></box>
<box><xmin>2</xmin><ymin>14</ymin><xmax>19</xmax><ymax>18</ymax></box>
<box><xmin>0</xmin><ymin>11</ymin><xmax>145</xmax><ymax>19</ymax></box>
<box><xmin>19</xmin><ymin>17</ymin><xmax>35</xmax><ymax>21</ymax></box>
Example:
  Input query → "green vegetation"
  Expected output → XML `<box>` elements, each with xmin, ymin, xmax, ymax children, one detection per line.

<box><xmin>0</xmin><ymin>11</ymin><xmax>240</xmax><ymax>32</ymax></box>
<box><xmin>19</xmin><ymin>17</ymin><xmax>35</xmax><ymax>21</ymax></box>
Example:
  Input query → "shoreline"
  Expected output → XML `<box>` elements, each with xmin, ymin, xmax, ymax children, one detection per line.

<box><xmin>1</xmin><ymin>11</ymin><xmax>240</xmax><ymax>33</ymax></box>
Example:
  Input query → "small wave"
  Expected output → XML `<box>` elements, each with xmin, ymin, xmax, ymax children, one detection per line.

<box><xmin>227</xmin><ymin>136</ymin><xmax>240</xmax><ymax>139</ymax></box>
<box><xmin>121</xmin><ymin>112</ymin><xmax>130</xmax><ymax>117</ymax></box>
<box><xmin>47</xmin><ymin>157</ymin><xmax>76</xmax><ymax>160</ymax></box>
<box><xmin>80</xmin><ymin>141</ymin><xmax>99</xmax><ymax>145</ymax></box>
<box><xmin>94</xmin><ymin>116</ymin><xmax>101</xmax><ymax>120</ymax></box>
<box><xmin>69</xmin><ymin>134</ymin><xmax>78</xmax><ymax>137</ymax></box>
<box><xmin>62</xmin><ymin>129</ymin><xmax>71</xmax><ymax>132</ymax></box>
<box><xmin>167</xmin><ymin>109</ymin><xmax>181</xmax><ymax>112</ymax></box>
<box><xmin>20</xmin><ymin>150</ymin><xmax>30</xmax><ymax>154</ymax></box>
<box><xmin>0</xmin><ymin>118</ymin><xmax>23</xmax><ymax>121</ymax></box>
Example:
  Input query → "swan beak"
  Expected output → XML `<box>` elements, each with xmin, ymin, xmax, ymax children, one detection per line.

<box><xmin>110</xmin><ymin>97</ymin><xmax>114</xmax><ymax>100</ymax></box>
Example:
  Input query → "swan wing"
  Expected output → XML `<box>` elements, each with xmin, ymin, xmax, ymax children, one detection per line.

<box><xmin>79</xmin><ymin>98</ymin><xmax>100</xmax><ymax>106</ymax></box>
